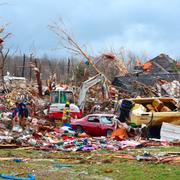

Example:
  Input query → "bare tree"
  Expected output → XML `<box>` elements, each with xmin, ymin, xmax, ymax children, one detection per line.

<box><xmin>48</xmin><ymin>20</ymin><xmax>107</xmax><ymax>79</ymax></box>
<box><xmin>0</xmin><ymin>26</ymin><xmax>11</xmax><ymax>90</ymax></box>
<box><xmin>30</xmin><ymin>56</ymin><xmax>43</xmax><ymax>96</ymax></box>
<box><xmin>0</xmin><ymin>47</ymin><xmax>9</xmax><ymax>86</ymax></box>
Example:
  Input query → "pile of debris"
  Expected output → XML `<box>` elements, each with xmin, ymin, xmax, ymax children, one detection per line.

<box><xmin>0</xmin><ymin>121</ymin><xmax>179</xmax><ymax>152</ymax></box>
<box><xmin>0</xmin><ymin>53</ymin><xmax>178</xmax><ymax>161</ymax></box>
<box><xmin>112</xmin><ymin>54</ymin><xmax>180</xmax><ymax>98</ymax></box>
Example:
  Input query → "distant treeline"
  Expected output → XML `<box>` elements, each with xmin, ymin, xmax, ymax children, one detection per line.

<box><xmin>5</xmin><ymin>55</ymin><xmax>89</xmax><ymax>84</ymax></box>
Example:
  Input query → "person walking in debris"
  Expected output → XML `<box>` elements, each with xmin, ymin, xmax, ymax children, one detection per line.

<box><xmin>12</xmin><ymin>102</ymin><xmax>20</xmax><ymax>127</ymax></box>
<box><xmin>18</xmin><ymin>102</ymin><xmax>29</xmax><ymax>130</ymax></box>
<box><xmin>62</xmin><ymin>102</ymin><xmax>71</xmax><ymax>124</ymax></box>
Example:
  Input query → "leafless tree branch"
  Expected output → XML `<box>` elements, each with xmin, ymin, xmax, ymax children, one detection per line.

<box><xmin>48</xmin><ymin>21</ymin><xmax>102</xmax><ymax>76</ymax></box>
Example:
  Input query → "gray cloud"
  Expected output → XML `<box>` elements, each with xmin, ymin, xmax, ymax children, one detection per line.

<box><xmin>0</xmin><ymin>0</ymin><xmax>180</xmax><ymax>59</ymax></box>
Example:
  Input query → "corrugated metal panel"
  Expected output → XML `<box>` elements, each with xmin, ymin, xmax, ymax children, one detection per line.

<box><xmin>160</xmin><ymin>122</ymin><xmax>180</xmax><ymax>141</ymax></box>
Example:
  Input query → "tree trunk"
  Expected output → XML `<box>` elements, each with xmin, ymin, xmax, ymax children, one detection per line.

<box><xmin>34</xmin><ymin>59</ymin><xmax>42</xmax><ymax>97</ymax></box>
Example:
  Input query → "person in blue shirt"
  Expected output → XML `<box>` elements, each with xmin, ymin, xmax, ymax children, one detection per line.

<box><xmin>11</xmin><ymin>102</ymin><xmax>29</xmax><ymax>130</ymax></box>
<box><xmin>11</xmin><ymin>102</ymin><xmax>20</xmax><ymax>127</ymax></box>
<box><xmin>18</xmin><ymin>102</ymin><xmax>28</xmax><ymax>129</ymax></box>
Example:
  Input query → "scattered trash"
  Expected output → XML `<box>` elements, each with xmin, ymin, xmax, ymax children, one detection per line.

<box><xmin>136</xmin><ymin>152</ymin><xmax>180</xmax><ymax>164</ymax></box>
<box><xmin>0</xmin><ymin>173</ymin><xmax>35</xmax><ymax>180</ymax></box>
<box><xmin>13</xmin><ymin>159</ymin><xmax>22</xmax><ymax>163</ymax></box>
<box><xmin>104</xmin><ymin>169</ymin><xmax>113</xmax><ymax>173</ymax></box>
<box><xmin>52</xmin><ymin>164</ymin><xmax>72</xmax><ymax>169</ymax></box>
<box><xmin>0</xmin><ymin>52</ymin><xmax>178</xmax><ymax>174</ymax></box>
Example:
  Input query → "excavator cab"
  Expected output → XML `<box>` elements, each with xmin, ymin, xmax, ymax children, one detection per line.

<box><xmin>49</xmin><ymin>88</ymin><xmax>81</xmax><ymax>119</ymax></box>
<box><xmin>48</xmin><ymin>74</ymin><xmax>109</xmax><ymax>119</ymax></box>
<box><xmin>50</xmin><ymin>90</ymin><xmax>75</xmax><ymax>104</ymax></box>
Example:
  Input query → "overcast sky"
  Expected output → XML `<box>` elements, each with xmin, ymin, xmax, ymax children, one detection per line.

<box><xmin>0</xmin><ymin>0</ymin><xmax>180</xmax><ymax>59</ymax></box>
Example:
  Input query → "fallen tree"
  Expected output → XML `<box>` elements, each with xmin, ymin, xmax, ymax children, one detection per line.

<box><xmin>48</xmin><ymin>20</ymin><xmax>112</xmax><ymax>83</ymax></box>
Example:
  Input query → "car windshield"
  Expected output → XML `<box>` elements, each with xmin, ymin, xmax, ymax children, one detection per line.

<box><xmin>101</xmin><ymin>116</ymin><xmax>113</xmax><ymax>124</ymax></box>
<box><xmin>51</xmin><ymin>91</ymin><xmax>59</xmax><ymax>103</ymax></box>
<box><xmin>51</xmin><ymin>91</ymin><xmax>74</xmax><ymax>103</ymax></box>
<box><xmin>60</xmin><ymin>91</ymin><xmax>74</xmax><ymax>103</ymax></box>
<box><xmin>88</xmin><ymin>116</ymin><xmax>100</xmax><ymax>123</ymax></box>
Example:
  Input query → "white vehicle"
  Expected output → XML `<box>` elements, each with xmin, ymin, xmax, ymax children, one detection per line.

<box><xmin>48</xmin><ymin>74</ymin><xmax>109</xmax><ymax>119</ymax></box>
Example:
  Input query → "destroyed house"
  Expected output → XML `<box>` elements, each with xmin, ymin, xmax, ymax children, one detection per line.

<box><xmin>112</xmin><ymin>53</ymin><xmax>180</xmax><ymax>91</ymax></box>
<box><xmin>143</xmin><ymin>53</ymin><xmax>178</xmax><ymax>73</ymax></box>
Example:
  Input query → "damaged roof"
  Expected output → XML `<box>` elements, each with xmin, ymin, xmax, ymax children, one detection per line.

<box><xmin>112</xmin><ymin>73</ymin><xmax>180</xmax><ymax>87</ymax></box>
<box><xmin>143</xmin><ymin>53</ymin><xmax>177</xmax><ymax>73</ymax></box>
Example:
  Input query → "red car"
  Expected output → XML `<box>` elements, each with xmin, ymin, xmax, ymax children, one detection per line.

<box><xmin>71</xmin><ymin>114</ymin><xmax>115</xmax><ymax>137</ymax></box>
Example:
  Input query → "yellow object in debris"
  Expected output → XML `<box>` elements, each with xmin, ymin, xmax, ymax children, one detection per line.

<box><xmin>130</xmin><ymin>97</ymin><xmax>180</xmax><ymax>126</ymax></box>
<box><xmin>66</xmin><ymin>101</ymin><xmax>70</xmax><ymax>106</ymax></box>
<box><xmin>62</xmin><ymin>106</ymin><xmax>71</xmax><ymax>123</ymax></box>
<box><xmin>131</xmin><ymin>104</ymin><xmax>147</xmax><ymax>115</ymax></box>
<box><xmin>152</xmin><ymin>99</ymin><xmax>164</xmax><ymax>111</ymax></box>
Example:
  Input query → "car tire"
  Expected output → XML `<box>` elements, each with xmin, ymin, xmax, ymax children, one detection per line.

<box><xmin>76</xmin><ymin>125</ymin><xmax>83</xmax><ymax>133</ymax></box>
<box><xmin>106</xmin><ymin>129</ymin><xmax>113</xmax><ymax>138</ymax></box>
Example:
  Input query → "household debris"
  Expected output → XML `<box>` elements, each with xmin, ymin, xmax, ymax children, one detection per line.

<box><xmin>136</xmin><ymin>152</ymin><xmax>180</xmax><ymax>164</ymax></box>
<box><xmin>0</xmin><ymin>121</ymin><xmax>179</xmax><ymax>153</ymax></box>
<box><xmin>161</xmin><ymin>122</ymin><xmax>180</xmax><ymax>141</ymax></box>
<box><xmin>0</xmin><ymin>51</ymin><xmax>178</xmax><ymax>177</ymax></box>
<box><xmin>0</xmin><ymin>173</ymin><xmax>35</xmax><ymax>180</ymax></box>
<box><xmin>0</xmin><ymin>76</ymin><xmax>179</xmax><ymax>152</ymax></box>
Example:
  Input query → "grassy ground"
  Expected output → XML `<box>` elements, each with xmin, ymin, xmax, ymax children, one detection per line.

<box><xmin>0</xmin><ymin>146</ymin><xmax>179</xmax><ymax>180</ymax></box>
